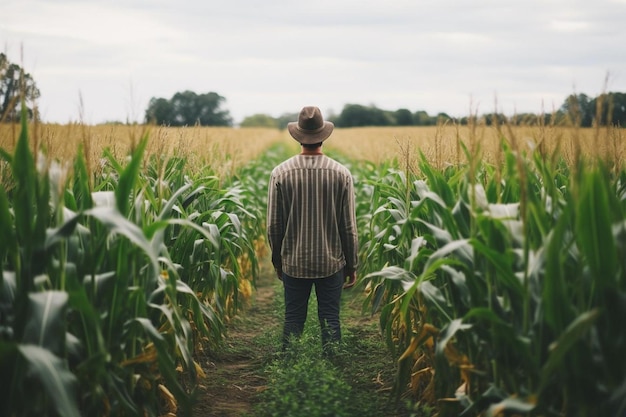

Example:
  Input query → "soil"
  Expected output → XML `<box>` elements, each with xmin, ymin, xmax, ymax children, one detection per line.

<box><xmin>193</xmin><ymin>272</ymin><xmax>278</xmax><ymax>417</ymax></box>
<box><xmin>192</xmin><ymin>257</ymin><xmax>410</xmax><ymax>417</ymax></box>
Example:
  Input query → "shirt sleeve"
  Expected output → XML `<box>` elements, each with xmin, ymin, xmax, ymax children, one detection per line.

<box><xmin>266</xmin><ymin>171</ymin><xmax>283</xmax><ymax>270</ymax></box>
<box><xmin>340</xmin><ymin>173</ymin><xmax>359</xmax><ymax>272</ymax></box>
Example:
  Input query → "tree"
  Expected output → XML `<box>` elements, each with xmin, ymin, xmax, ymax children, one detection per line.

<box><xmin>0</xmin><ymin>53</ymin><xmax>40</xmax><ymax>122</ymax></box>
<box><xmin>394</xmin><ymin>108</ymin><xmax>413</xmax><ymax>126</ymax></box>
<box><xmin>144</xmin><ymin>97</ymin><xmax>172</xmax><ymax>125</ymax></box>
<box><xmin>276</xmin><ymin>112</ymin><xmax>298</xmax><ymax>130</ymax></box>
<box><xmin>510</xmin><ymin>113</ymin><xmax>541</xmax><ymax>125</ymax></box>
<box><xmin>435</xmin><ymin>112</ymin><xmax>452</xmax><ymax>124</ymax></box>
<box><xmin>335</xmin><ymin>104</ymin><xmax>393</xmax><ymax>127</ymax></box>
<box><xmin>483</xmin><ymin>113</ymin><xmax>507</xmax><ymax>126</ymax></box>
<box><xmin>560</xmin><ymin>93</ymin><xmax>593</xmax><ymax>127</ymax></box>
<box><xmin>334</xmin><ymin>104</ymin><xmax>367</xmax><ymax>127</ymax></box>
<box><xmin>240</xmin><ymin>113</ymin><xmax>278</xmax><ymax>128</ymax></box>
<box><xmin>608</xmin><ymin>92</ymin><xmax>626</xmax><ymax>126</ymax></box>
<box><xmin>144</xmin><ymin>90</ymin><xmax>232</xmax><ymax>126</ymax></box>
<box><xmin>413</xmin><ymin>110</ymin><xmax>433</xmax><ymax>126</ymax></box>
<box><xmin>590</xmin><ymin>92</ymin><xmax>626</xmax><ymax>127</ymax></box>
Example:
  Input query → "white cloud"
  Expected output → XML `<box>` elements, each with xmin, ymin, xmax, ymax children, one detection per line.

<box><xmin>4</xmin><ymin>1</ymin><xmax>183</xmax><ymax>45</ymax></box>
<box><xmin>1</xmin><ymin>0</ymin><xmax>625</xmax><ymax>123</ymax></box>
<box><xmin>549</xmin><ymin>19</ymin><xmax>591</xmax><ymax>32</ymax></box>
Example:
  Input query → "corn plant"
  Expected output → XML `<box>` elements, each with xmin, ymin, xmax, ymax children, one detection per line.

<box><xmin>358</xmin><ymin>137</ymin><xmax>626</xmax><ymax>416</ymax></box>
<box><xmin>1</xmin><ymin>111</ymin><xmax>83</xmax><ymax>417</ymax></box>
<box><xmin>0</xmin><ymin>108</ymin><xmax>267</xmax><ymax>416</ymax></box>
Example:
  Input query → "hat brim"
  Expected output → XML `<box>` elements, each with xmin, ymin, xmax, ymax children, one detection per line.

<box><xmin>287</xmin><ymin>121</ymin><xmax>334</xmax><ymax>144</ymax></box>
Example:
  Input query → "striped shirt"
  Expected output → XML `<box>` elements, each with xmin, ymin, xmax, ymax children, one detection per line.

<box><xmin>267</xmin><ymin>154</ymin><xmax>358</xmax><ymax>279</ymax></box>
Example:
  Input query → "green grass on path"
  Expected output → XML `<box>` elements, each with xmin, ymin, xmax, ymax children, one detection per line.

<box><xmin>194</xmin><ymin>256</ymin><xmax>415</xmax><ymax>417</ymax></box>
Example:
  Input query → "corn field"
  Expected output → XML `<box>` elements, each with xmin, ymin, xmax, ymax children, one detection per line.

<box><xmin>1</xmin><ymin>108</ymin><xmax>626</xmax><ymax>416</ymax></box>
<box><xmin>353</xmin><ymin>123</ymin><xmax>626</xmax><ymax>416</ymax></box>
<box><xmin>0</xmin><ymin>110</ymin><xmax>287</xmax><ymax>416</ymax></box>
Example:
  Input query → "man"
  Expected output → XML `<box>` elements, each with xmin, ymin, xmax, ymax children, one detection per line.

<box><xmin>267</xmin><ymin>106</ymin><xmax>358</xmax><ymax>353</ymax></box>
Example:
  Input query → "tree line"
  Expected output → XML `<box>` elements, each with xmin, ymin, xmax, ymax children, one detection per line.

<box><xmin>134</xmin><ymin>91</ymin><xmax>626</xmax><ymax>129</ymax></box>
<box><xmin>245</xmin><ymin>95</ymin><xmax>626</xmax><ymax>129</ymax></box>
<box><xmin>2</xmin><ymin>53</ymin><xmax>625</xmax><ymax>128</ymax></box>
<box><xmin>0</xmin><ymin>53</ymin><xmax>40</xmax><ymax>123</ymax></box>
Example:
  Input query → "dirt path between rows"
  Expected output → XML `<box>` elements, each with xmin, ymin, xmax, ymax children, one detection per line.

<box><xmin>192</xmin><ymin>256</ymin><xmax>410</xmax><ymax>417</ymax></box>
<box><xmin>193</xmin><ymin>265</ymin><xmax>278</xmax><ymax>417</ymax></box>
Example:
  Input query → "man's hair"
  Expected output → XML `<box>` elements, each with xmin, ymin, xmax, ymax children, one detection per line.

<box><xmin>302</xmin><ymin>142</ymin><xmax>323</xmax><ymax>149</ymax></box>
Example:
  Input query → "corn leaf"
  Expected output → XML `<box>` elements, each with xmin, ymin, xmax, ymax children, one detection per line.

<box><xmin>114</xmin><ymin>135</ymin><xmax>148</xmax><ymax>216</ymax></box>
<box><xmin>22</xmin><ymin>291</ymin><xmax>68</xmax><ymax>356</ymax></box>
<box><xmin>0</xmin><ymin>186</ymin><xmax>15</xmax><ymax>264</ymax></box>
<box><xmin>540</xmin><ymin>309</ymin><xmax>600</xmax><ymax>387</ymax></box>
<box><xmin>575</xmin><ymin>168</ymin><xmax>617</xmax><ymax>295</ymax></box>
<box><xmin>45</xmin><ymin>212</ymin><xmax>82</xmax><ymax>250</ymax></box>
<box><xmin>17</xmin><ymin>344</ymin><xmax>80</xmax><ymax>417</ymax></box>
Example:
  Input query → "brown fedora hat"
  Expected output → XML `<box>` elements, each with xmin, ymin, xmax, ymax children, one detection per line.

<box><xmin>287</xmin><ymin>106</ymin><xmax>334</xmax><ymax>144</ymax></box>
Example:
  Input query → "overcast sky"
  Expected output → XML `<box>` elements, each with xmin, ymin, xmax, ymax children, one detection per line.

<box><xmin>2</xmin><ymin>0</ymin><xmax>625</xmax><ymax>124</ymax></box>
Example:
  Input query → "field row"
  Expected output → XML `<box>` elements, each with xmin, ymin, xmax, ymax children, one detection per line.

<box><xmin>2</xmin><ymin>121</ymin><xmax>626</xmax><ymax>416</ymax></box>
<box><xmin>2</xmin><ymin>123</ymin><xmax>624</xmax><ymax>170</ymax></box>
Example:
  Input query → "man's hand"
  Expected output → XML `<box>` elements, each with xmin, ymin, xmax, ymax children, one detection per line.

<box><xmin>275</xmin><ymin>268</ymin><xmax>283</xmax><ymax>281</ymax></box>
<box><xmin>343</xmin><ymin>269</ymin><xmax>357</xmax><ymax>289</ymax></box>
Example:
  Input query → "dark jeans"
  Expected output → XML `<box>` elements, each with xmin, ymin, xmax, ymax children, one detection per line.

<box><xmin>282</xmin><ymin>270</ymin><xmax>344</xmax><ymax>351</ymax></box>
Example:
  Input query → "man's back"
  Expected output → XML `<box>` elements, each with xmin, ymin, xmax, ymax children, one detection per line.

<box><xmin>267</xmin><ymin>154</ymin><xmax>358</xmax><ymax>279</ymax></box>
